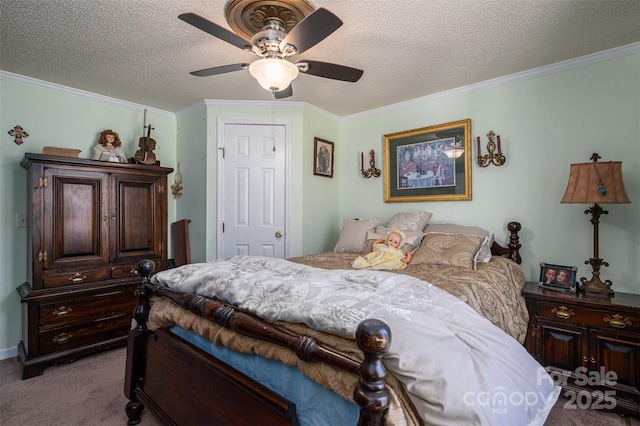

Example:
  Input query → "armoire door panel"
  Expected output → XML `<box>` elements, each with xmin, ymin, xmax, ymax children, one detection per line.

<box><xmin>111</xmin><ymin>174</ymin><xmax>162</xmax><ymax>262</ymax></box>
<box><xmin>43</xmin><ymin>168</ymin><xmax>110</xmax><ymax>270</ymax></box>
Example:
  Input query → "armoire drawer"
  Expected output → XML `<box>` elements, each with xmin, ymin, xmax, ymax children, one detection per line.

<box><xmin>43</xmin><ymin>268</ymin><xmax>110</xmax><ymax>289</ymax></box>
<box><xmin>111</xmin><ymin>259</ymin><xmax>161</xmax><ymax>279</ymax></box>
<box><xmin>38</xmin><ymin>314</ymin><xmax>132</xmax><ymax>355</ymax></box>
<box><xmin>39</xmin><ymin>288</ymin><xmax>136</xmax><ymax>328</ymax></box>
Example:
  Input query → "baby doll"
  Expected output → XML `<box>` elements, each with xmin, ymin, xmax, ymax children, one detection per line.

<box><xmin>94</xmin><ymin>129</ymin><xmax>128</xmax><ymax>163</ymax></box>
<box><xmin>352</xmin><ymin>229</ymin><xmax>412</xmax><ymax>271</ymax></box>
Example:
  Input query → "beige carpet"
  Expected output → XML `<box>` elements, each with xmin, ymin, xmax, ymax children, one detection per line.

<box><xmin>0</xmin><ymin>346</ymin><xmax>638</xmax><ymax>425</ymax></box>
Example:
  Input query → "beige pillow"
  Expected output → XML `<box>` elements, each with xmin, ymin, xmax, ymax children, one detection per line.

<box><xmin>375</xmin><ymin>226</ymin><xmax>423</xmax><ymax>247</ymax></box>
<box><xmin>386</xmin><ymin>212</ymin><xmax>433</xmax><ymax>232</ymax></box>
<box><xmin>411</xmin><ymin>233</ymin><xmax>486</xmax><ymax>269</ymax></box>
<box><xmin>423</xmin><ymin>223</ymin><xmax>494</xmax><ymax>262</ymax></box>
<box><xmin>334</xmin><ymin>218</ymin><xmax>383</xmax><ymax>253</ymax></box>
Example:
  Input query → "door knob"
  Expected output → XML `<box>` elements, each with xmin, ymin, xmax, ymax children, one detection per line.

<box><xmin>275</xmin><ymin>231</ymin><xmax>283</xmax><ymax>238</ymax></box>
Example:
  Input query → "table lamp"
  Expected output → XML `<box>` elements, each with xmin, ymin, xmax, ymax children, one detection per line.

<box><xmin>560</xmin><ymin>153</ymin><xmax>630</xmax><ymax>295</ymax></box>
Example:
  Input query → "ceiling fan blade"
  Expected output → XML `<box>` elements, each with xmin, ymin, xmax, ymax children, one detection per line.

<box><xmin>190</xmin><ymin>63</ymin><xmax>249</xmax><ymax>77</ymax></box>
<box><xmin>179</xmin><ymin>13</ymin><xmax>251</xmax><ymax>50</ymax></box>
<box><xmin>297</xmin><ymin>60</ymin><xmax>363</xmax><ymax>82</ymax></box>
<box><xmin>274</xmin><ymin>85</ymin><xmax>293</xmax><ymax>99</ymax></box>
<box><xmin>279</xmin><ymin>8</ymin><xmax>342</xmax><ymax>55</ymax></box>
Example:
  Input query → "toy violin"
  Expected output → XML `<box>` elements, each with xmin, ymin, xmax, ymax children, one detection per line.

<box><xmin>134</xmin><ymin>110</ymin><xmax>157</xmax><ymax>165</ymax></box>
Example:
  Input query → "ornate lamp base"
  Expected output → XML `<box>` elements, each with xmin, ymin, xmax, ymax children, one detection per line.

<box><xmin>580</xmin><ymin>203</ymin><xmax>614</xmax><ymax>296</ymax></box>
<box><xmin>580</xmin><ymin>271</ymin><xmax>614</xmax><ymax>296</ymax></box>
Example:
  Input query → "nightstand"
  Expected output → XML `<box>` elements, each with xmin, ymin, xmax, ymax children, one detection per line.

<box><xmin>522</xmin><ymin>282</ymin><xmax>640</xmax><ymax>417</ymax></box>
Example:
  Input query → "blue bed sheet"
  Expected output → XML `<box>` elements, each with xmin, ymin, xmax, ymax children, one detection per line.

<box><xmin>170</xmin><ymin>326</ymin><xmax>359</xmax><ymax>425</ymax></box>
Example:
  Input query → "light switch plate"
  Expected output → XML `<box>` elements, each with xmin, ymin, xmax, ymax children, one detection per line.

<box><xmin>16</xmin><ymin>213</ymin><xmax>28</xmax><ymax>228</ymax></box>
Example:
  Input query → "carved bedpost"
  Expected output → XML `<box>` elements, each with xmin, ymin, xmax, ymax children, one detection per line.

<box><xmin>507</xmin><ymin>221</ymin><xmax>522</xmax><ymax>265</ymax></box>
<box><xmin>124</xmin><ymin>259</ymin><xmax>155</xmax><ymax>425</ymax></box>
<box><xmin>353</xmin><ymin>319</ymin><xmax>391</xmax><ymax>426</ymax></box>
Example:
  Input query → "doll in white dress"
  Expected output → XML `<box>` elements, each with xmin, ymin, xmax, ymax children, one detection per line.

<box><xmin>94</xmin><ymin>129</ymin><xmax>128</xmax><ymax>163</ymax></box>
<box><xmin>352</xmin><ymin>229</ymin><xmax>412</xmax><ymax>271</ymax></box>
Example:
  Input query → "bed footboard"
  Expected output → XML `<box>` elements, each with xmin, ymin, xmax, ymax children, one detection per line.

<box><xmin>124</xmin><ymin>259</ymin><xmax>392</xmax><ymax>425</ymax></box>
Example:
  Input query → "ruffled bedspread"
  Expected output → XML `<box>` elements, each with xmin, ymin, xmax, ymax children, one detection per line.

<box><xmin>289</xmin><ymin>253</ymin><xmax>528</xmax><ymax>343</ymax></box>
<box><xmin>149</xmin><ymin>255</ymin><xmax>558</xmax><ymax>426</ymax></box>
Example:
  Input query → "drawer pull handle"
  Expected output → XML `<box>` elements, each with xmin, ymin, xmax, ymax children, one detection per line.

<box><xmin>53</xmin><ymin>332</ymin><xmax>72</xmax><ymax>344</ymax></box>
<box><xmin>130</xmin><ymin>269</ymin><xmax>139</xmax><ymax>275</ymax></box>
<box><xmin>69</xmin><ymin>273</ymin><xmax>87</xmax><ymax>284</ymax></box>
<box><xmin>604</xmin><ymin>314</ymin><xmax>631</xmax><ymax>329</ymax></box>
<box><xmin>552</xmin><ymin>306</ymin><xmax>575</xmax><ymax>319</ymax></box>
<box><xmin>590</xmin><ymin>356</ymin><xmax>597</xmax><ymax>364</ymax></box>
<box><xmin>581</xmin><ymin>355</ymin><xmax>588</xmax><ymax>362</ymax></box>
<box><xmin>53</xmin><ymin>306</ymin><xmax>72</xmax><ymax>316</ymax></box>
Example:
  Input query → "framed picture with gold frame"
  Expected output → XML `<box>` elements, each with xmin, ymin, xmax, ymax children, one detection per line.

<box><xmin>313</xmin><ymin>137</ymin><xmax>334</xmax><ymax>178</ymax></box>
<box><xmin>383</xmin><ymin>119</ymin><xmax>472</xmax><ymax>202</ymax></box>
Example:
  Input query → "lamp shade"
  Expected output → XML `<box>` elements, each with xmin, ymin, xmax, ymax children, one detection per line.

<box><xmin>248</xmin><ymin>58</ymin><xmax>299</xmax><ymax>92</ymax></box>
<box><xmin>561</xmin><ymin>161</ymin><xmax>630</xmax><ymax>204</ymax></box>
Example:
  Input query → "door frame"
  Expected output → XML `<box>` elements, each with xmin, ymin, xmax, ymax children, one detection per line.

<box><xmin>216</xmin><ymin>117</ymin><xmax>292</xmax><ymax>259</ymax></box>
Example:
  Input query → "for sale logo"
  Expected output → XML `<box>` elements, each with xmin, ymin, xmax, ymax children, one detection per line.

<box><xmin>538</xmin><ymin>366</ymin><xmax>618</xmax><ymax>409</ymax></box>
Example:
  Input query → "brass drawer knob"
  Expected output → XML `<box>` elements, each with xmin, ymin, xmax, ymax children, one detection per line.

<box><xmin>130</xmin><ymin>269</ymin><xmax>139</xmax><ymax>275</ymax></box>
<box><xmin>53</xmin><ymin>305</ymin><xmax>72</xmax><ymax>316</ymax></box>
<box><xmin>69</xmin><ymin>273</ymin><xmax>87</xmax><ymax>284</ymax></box>
<box><xmin>53</xmin><ymin>332</ymin><xmax>72</xmax><ymax>344</ymax></box>
<box><xmin>552</xmin><ymin>305</ymin><xmax>575</xmax><ymax>319</ymax></box>
<box><xmin>604</xmin><ymin>314</ymin><xmax>631</xmax><ymax>329</ymax></box>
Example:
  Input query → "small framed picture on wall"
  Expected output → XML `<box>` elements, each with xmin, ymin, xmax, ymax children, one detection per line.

<box><xmin>313</xmin><ymin>137</ymin><xmax>334</xmax><ymax>178</ymax></box>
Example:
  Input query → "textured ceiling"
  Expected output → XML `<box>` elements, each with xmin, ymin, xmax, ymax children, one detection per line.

<box><xmin>1</xmin><ymin>0</ymin><xmax>639</xmax><ymax>117</ymax></box>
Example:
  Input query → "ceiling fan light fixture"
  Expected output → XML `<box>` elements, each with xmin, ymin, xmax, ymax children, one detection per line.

<box><xmin>444</xmin><ymin>139</ymin><xmax>465</xmax><ymax>158</ymax></box>
<box><xmin>249</xmin><ymin>58</ymin><xmax>299</xmax><ymax>92</ymax></box>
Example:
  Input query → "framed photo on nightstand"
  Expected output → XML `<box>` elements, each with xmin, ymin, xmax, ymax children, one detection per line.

<box><xmin>539</xmin><ymin>262</ymin><xmax>578</xmax><ymax>293</ymax></box>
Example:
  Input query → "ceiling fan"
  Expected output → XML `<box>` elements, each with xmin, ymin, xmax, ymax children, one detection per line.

<box><xmin>179</xmin><ymin>0</ymin><xmax>363</xmax><ymax>99</ymax></box>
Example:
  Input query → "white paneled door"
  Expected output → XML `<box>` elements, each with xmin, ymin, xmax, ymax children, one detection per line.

<box><xmin>220</xmin><ymin>123</ymin><xmax>287</xmax><ymax>259</ymax></box>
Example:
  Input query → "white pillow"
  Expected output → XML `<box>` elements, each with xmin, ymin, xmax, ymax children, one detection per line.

<box><xmin>375</xmin><ymin>226</ymin><xmax>424</xmax><ymax>247</ymax></box>
<box><xmin>386</xmin><ymin>212</ymin><xmax>433</xmax><ymax>232</ymax></box>
<box><xmin>423</xmin><ymin>223</ymin><xmax>494</xmax><ymax>262</ymax></box>
<box><xmin>334</xmin><ymin>218</ymin><xmax>383</xmax><ymax>253</ymax></box>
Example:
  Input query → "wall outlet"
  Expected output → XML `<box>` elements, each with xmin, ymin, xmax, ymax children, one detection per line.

<box><xmin>16</xmin><ymin>213</ymin><xmax>28</xmax><ymax>228</ymax></box>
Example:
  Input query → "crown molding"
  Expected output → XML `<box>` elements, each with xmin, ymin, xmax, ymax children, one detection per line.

<box><xmin>342</xmin><ymin>42</ymin><xmax>640</xmax><ymax>122</ymax></box>
<box><xmin>0</xmin><ymin>70</ymin><xmax>175</xmax><ymax>119</ymax></box>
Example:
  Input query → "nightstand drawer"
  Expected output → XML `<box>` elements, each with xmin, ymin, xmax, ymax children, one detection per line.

<box><xmin>38</xmin><ymin>314</ymin><xmax>132</xmax><ymax>355</ymax></box>
<box><xmin>43</xmin><ymin>268</ymin><xmax>110</xmax><ymax>288</ymax></box>
<box><xmin>39</xmin><ymin>289</ymin><xmax>136</xmax><ymax>328</ymax></box>
<box><xmin>537</xmin><ymin>301</ymin><xmax>640</xmax><ymax>333</ymax></box>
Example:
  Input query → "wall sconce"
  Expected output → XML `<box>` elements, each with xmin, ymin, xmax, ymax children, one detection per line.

<box><xmin>361</xmin><ymin>150</ymin><xmax>381</xmax><ymax>178</ymax></box>
<box><xmin>477</xmin><ymin>130</ymin><xmax>506</xmax><ymax>167</ymax></box>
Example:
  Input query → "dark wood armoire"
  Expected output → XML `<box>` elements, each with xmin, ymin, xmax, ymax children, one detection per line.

<box><xmin>17</xmin><ymin>153</ymin><xmax>172</xmax><ymax>378</ymax></box>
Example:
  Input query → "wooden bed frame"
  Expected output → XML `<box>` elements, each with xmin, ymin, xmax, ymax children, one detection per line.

<box><xmin>124</xmin><ymin>221</ymin><xmax>522</xmax><ymax>425</ymax></box>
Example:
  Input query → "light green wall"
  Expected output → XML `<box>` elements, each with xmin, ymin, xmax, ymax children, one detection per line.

<box><xmin>175</xmin><ymin>104</ymin><xmax>208</xmax><ymax>262</ymax></box>
<box><xmin>339</xmin><ymin>53</ymin><xmax>640</xmax><ymax>292</ymax></box>
<box><xmin>1</xmin><ymin>50</ymin><xmax>638</xmax><ymax>354</ymax></box>
<box><xmin>0</xmin><ymin>74</ymin><xmax>178</xmax><ymax>353</ymax></box>
<box><xmin>175</xmin><ymin>101</ymin><xmax>341</xmax><ymax>262</ymax></box>
<box><xmin>301</xmin><ymin>109</ymin><xmax>341</xmax><ymax>254</ymax></box>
